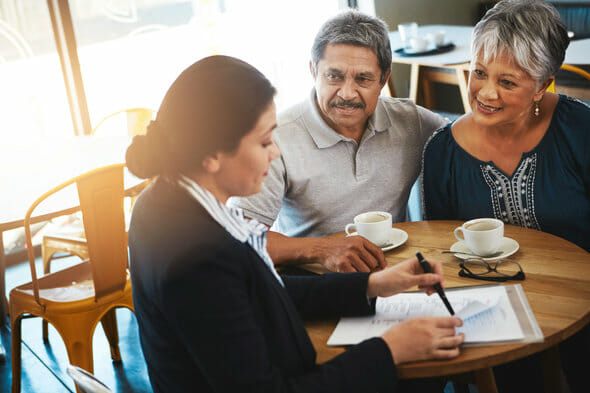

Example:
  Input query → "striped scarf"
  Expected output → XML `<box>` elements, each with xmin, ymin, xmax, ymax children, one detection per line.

<box><xmin>176</xmin><ymin>175</ymin><xmax>284</xmax><ymax>287</ymax></box>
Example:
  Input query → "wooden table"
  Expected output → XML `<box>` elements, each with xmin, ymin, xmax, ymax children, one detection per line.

<box><xmin>304</xmin><ymin>220</ymin><xmax>590</xmax><ymax>393</ymax></box>
<box><xmin>0</xmin><ymin>135</ymin><xmax>136</xmax><ymax>359</ymax></box>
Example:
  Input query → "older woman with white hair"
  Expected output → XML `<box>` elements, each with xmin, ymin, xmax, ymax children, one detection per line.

<box><xmin>422</xmin><ymin>1</ymin><xmax>589</xmax><ymax>392</ymax></box>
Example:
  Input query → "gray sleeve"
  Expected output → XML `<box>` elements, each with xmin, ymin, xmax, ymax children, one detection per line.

<box><xmin>228</xmin><ymin>154</ymin><xmax>287</xmax><ymax>227</ymax></box>
<box><xmin>415</xmin><ymin>105</ymin><xmax>449</xmax><ymax>144</ymax></box>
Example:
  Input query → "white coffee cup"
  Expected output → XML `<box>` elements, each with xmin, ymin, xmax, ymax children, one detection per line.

<box><xmin>345</xmin><ymin>211</ymin><xmax>392</xmax><ymax>247</ymax></box>
<box><xmin>454</xmin><ymin>218</ymin><xmax>504</xmax><ymax>257</ymax></box>
<box><xmin>398</xmin><ymin>22</ymin><xmax>418</xmax><ymax>49</ymax></box>
<box><xmin>426</xmin><ymin>30</ymin><xmax>446</xmax><ymax>47</ymax></box>
<box><xmin>409</xmin><ymin>37</ymin><xmax>428</xmax><ymax>52</ymax></box>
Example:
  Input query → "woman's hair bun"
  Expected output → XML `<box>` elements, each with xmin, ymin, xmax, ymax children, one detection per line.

<box><xmin>126</xmin><ymin>121</ymin><xmax>168</xmax><ymax>178</ymax></box>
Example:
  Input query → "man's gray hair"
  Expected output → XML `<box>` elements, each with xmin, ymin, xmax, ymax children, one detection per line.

<box><xmin>472</xmin><ymin>0</ymin><xmax>569</xmax><ymax>84</ymax></box>
<box><xmin>311</xmin><ymin>10</ymin><xmax>392</xmax><ymax>83</ymax></box>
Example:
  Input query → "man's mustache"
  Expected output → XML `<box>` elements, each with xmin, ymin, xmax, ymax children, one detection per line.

<box><xmin>329</xmin><ymin>99</ymin><xmax>365</xmax><ymax>109</ymax></box>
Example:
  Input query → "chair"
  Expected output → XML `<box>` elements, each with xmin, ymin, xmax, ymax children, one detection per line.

<box><xmin>10</xmin><ymin>164</ymin><xmax>134</xmax><ymax>393</ymax></box>
<box><xmin>40</xmin><ymin>108</ymin><xmax>153</xmax><ymax>340</ymax></box>
<box><xmin>547</xmin><ymin>64</ymin><xmax>590</xmax><ymax>93</ymax></box>
<box><xmin>67</xmin><ymin>365</ymin><xmax>113</xmax><ymax>393</ymax></box>
<box><xmin>90</xmin><ymin>107</ymin><xmax>155</xmax><ymax>136</ymax></box>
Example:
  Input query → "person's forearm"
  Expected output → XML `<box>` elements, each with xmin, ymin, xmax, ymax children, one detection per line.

<box><xmin>266</xmin><ymin>230</ymin><xmax>386</xmax><ymax>272</ymax></box>
<box><xmin>266</xmin><ymin>231</ymin><xmax>323</xmax><ymax>265</ymax></box>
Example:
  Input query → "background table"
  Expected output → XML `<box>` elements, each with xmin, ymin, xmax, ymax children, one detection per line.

<box><xmin>389</xmin><ymin>26</ymin><xmax>590</xmax><ymax>113</ymax></box>
<box><xmin>564</xmin><ymin>38</ymin><xmax>590</xmax><ymax>65</ymax></box>
<box><xmin>304</xmin><ymin>220</ymin><xmax>590</xmax><ymax>393</ymax></box>
<box><xmin>389</xmin><ymin>25</ymin><xmax>473</xmax><ymax>113</ymax></box>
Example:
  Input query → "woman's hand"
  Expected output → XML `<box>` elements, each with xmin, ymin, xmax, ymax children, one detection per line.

<box><xmin>366</xmin><ymin>256</ymin><xmax>445</xmax><ymax>298</ymax></box>
<box><xmin>382</xmin><ymin>317</ymin><xmax>464</xmax><ymax>364</ymax></box>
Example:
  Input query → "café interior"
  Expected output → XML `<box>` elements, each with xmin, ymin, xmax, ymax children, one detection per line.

<box><xmin>0</xmin><ymin>0</ymin><xmax>589</xmax><ymax>392</ymax></box>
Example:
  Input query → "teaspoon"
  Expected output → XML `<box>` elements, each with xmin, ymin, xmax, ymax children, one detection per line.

<box><xmin>440</xmin><ymin>250</ymin><xmax>503</xmax><ymax>258</ymax></box>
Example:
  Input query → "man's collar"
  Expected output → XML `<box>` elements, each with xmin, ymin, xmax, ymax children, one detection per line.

<box><xmin>301</xmin><ymin>89</ymin><xmax>391</xmax><ymax>149</ymax></box>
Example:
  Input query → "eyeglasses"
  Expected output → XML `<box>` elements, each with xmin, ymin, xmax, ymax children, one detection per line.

<box><xmin>459</xmin><ymin>258</ymin><xmax>525</xmax><ymax>282</ymax></box>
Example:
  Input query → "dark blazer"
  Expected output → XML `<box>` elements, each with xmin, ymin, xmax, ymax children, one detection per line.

<box><xmin>129</xmin><ymin>179</ymin><xmax>396</xmax><ymax>393</ymax></box>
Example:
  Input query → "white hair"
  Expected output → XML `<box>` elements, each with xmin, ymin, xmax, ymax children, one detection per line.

<box><xmin>472</xmin><ymin>0</ymin><xmax>569</xmax><ymax>84</ymax></box>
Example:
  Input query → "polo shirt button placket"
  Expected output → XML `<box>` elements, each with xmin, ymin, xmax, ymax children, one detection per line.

<box><xmin>355</xmin><ymin>144</ymin><xmax>367</xmax><ymax>182</ymax></box>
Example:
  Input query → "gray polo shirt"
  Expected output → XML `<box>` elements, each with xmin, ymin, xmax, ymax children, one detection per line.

<box><xmin>229</xmin><ymin>90</ymin><xmax>447</xmax><ymax>237</ymax></box>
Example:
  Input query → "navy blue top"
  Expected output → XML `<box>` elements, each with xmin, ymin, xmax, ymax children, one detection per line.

<box><xmin>422</xmin><ymin>95</ymin><xmax>590</xmax><ymax>252</ymax></box>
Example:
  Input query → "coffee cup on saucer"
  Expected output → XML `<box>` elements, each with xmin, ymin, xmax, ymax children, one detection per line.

<box><xmin>345</xmin><ymin>211</ymin><xmax>392</xmax><ymax>247</ymax></box>
<box><xmin>409</xmin><ymin>37</ymin><xmax>428</xmax><ymax>52</ymax></box>
<box><xmin>426</xmin><ymin>31</ymin><xmax>446</xmax><ymax>47</ymax></box>
<box><xmin>454</xmin><ymin>218</ymin><xmax>504</xmax><ymax>257</ymax></box>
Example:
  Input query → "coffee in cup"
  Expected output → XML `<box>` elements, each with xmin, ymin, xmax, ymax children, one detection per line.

<box><xmin>345</xmin><ymin>211</ymin><xmax>392</xmax><ymax>247</ymax></box>
<box><xmin>454</xmin><ymin>218</ymin><xmax>504</xmax><ymax>257</ymax></box>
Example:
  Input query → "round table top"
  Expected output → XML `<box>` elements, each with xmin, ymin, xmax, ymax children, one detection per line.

<box><xmin>305</xmin><ymin>220</ymin><xmax>590</xmax><ymax>378</ymax></box>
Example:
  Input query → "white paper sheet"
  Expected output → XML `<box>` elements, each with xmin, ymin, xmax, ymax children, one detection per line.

<box><xmin>328</xmin><ymin>285</ymin><xmax>524</xmax><ymax>346</ymax></box>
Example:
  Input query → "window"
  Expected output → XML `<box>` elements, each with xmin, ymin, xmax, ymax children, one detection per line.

<box><xmin>69</xmin><ymin>0</ymin><xmax>343</xmax><ymax>123</ymax></box>
<box><xmin>0</xmin><ymin>0</ymin><xmax>73</xmax><ymax>142</ymax></box>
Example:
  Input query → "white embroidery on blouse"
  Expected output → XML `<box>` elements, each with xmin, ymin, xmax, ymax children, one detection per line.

<box><xmin>480</xmin><ymin>154</ymin><xmax>541</xmax><ymax>230</ymax></box>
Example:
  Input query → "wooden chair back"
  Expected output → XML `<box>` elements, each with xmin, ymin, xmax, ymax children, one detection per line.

<box><xmin>24</xmin><ymin>163</ymin><xmax>127</xmax><ymax>305</ymax></box>
<box><xmin>91</xmin><ymin>107</ymin><xmax>154</xmax><ymax>136</ymax></box>
<box><xmin>77</xmin><ymin>164</ymin><xmax>127</xmax><ymax>300</ymax></box>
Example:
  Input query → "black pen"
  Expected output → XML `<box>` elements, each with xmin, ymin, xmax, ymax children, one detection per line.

<box><xmin>415</xmin><ymin>252</ymin><xmax>455</xmax><ymax>316</ymax></box>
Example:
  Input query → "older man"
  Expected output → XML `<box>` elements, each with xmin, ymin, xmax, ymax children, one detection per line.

<box><xmin>231</xmin><ymin>11</ymin><xmax>447</xmax><ymax>272</ymax></box>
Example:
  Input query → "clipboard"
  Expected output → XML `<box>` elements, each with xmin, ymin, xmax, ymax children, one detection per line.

<box><xmin>327</xmin><ymin>284</ymin><xmax>543</xmax><ymax>347</ymax></box>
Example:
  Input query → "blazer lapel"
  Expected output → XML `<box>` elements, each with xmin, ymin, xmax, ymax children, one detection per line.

<box><xmin>245</xmin><ymin>246</ymin><xmax>316</xmax><ymax>366</ymax></box>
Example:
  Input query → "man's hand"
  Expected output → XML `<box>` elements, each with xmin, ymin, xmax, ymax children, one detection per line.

<box><xmin>382</xmin><ymin>317</ymin><xmax>464</xmax><ymax>364</ymax></box>
<box><xmin>366</xmin><ymin>256</ymin><xmax>445</xmax><ymax>298</ymax></box>
<box><xmin>266</xmin><ymin>231</ymin><xmax>387</xmax><ymax>272</ymax></box>
<box><xmin>308</xmin><ymin>236</ymin><xmax>388</xmax><ymax>272</ymax></box>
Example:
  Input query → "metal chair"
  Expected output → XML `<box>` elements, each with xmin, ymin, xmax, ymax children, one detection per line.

<box><xmin>90</xmin><ymin>107</ymin><xmax>155</xmax><ymax>136</ymax></box>
<box><xmin>40</xmin><ymin>108</ymin><xmax>153</xmax><ymax>340</ymax></box>
<box><xmin>547</xmin><ymin>64</ymin><xmax>590</xmax><ymax>93</ymax></box>
<box><xmin>10</xmin><ymin>164</ymin><xmax>134</xmax><ymax>393</ymax></box>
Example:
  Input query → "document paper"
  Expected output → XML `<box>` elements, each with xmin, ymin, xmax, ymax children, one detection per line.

<box><xmin>328</xmin><ymin>285</ymin><xmax>524</xmax><ymax>346</ymax></box>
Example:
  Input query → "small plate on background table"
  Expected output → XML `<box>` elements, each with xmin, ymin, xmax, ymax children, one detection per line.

<box><xmin>347</xmin><ymin>228</ymin><xmax>408</xmax><ymax>252</ymax></box>
<box><xmin>394</xmin><ymin>42</ymin><xmax>456</xmax><ymax>57</ymax></box>
<box><xmin>449</xmin><ymin>237</ymin><xmax>520</xmax><ymax>261</ymax></box>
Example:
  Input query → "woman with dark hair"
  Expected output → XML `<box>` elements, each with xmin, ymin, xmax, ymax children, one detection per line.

<box><xmin>127</xmin><ymin>55</ymin><xmax>463</xmax><ymax>393</ymax></box>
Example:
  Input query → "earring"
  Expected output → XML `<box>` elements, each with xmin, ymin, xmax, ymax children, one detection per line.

<box><xmin>533</xmin><ymin>100</ymin><xmax>540</xmax><ymax>117</ymax></box>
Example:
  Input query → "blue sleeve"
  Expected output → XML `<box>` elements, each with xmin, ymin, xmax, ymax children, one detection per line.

<box><xmin>422</xmin><ymin>127</ymin><xmax>457</xmax><ymax>220</ymax></box>
<box><xmin>558</xmin><ymin>97</ymin><xmax>590</xmax><ymax>199</ymax></box>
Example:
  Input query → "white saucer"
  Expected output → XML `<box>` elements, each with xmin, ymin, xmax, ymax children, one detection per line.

<box><xmin>347</xmin><ymin>228</ymin><xmax>408</xmax><ymax>251</ymax></box>
<box><xmin>449</xmin><ymin>237</ymin><xmax>519</xmax><ymax>261</ymax></box>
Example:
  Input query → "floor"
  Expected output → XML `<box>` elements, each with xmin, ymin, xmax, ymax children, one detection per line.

<box><xmin>0</xmin><ymin>257</ymin><xmax>153</xmax><ymax>393</ymax></box>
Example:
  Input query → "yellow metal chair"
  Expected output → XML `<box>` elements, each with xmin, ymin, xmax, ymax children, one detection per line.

<box><xmin>10</xmin><ymin>164</ymin><xmax>134</xmax><ymax>393</ymax></box>
<box><xmin>547</xmin><ymin>64</ymin><xmax>590</xmax><ymax>93</ymax></box>
<box><xmin>40</xmin><ymin>108</ymin><xmax>153</xmax><ymax>339</ymax></box>
<box><xmin>90</xmin><ymin>107</ymin><xmax>155</xmax><ymax>136</ymax></box>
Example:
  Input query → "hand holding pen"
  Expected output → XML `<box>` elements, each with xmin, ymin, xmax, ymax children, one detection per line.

<box><xmin>366</xmin><ymin>253</ymin><xmax>450</xmax><ymax>300</ymax></box>
<box><xmin>366</xmin><ymin>254</ymin><xmax>464</xmax><ymax>364</ymax></box>
<box><xmin>416</xmin><ymin>252</ymin><xmax>455</xmax><ymax>315</ymax></box>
